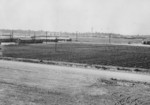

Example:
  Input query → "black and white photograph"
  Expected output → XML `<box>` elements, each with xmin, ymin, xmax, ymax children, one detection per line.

<box><xmin>0</xmin><ymin>0</ymin><xmax>150</xmax><ymax>105</ymax></box>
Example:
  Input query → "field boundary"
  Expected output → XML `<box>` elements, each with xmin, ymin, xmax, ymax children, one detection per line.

<box><xmin>0</xmin><ymin>57</ymin><xmax>149</xmax><ymax>74</ymax></box>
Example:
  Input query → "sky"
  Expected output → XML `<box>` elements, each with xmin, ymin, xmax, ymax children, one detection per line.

<box><xmin>0</xmin><ymin>0</ymin><xmax>150</xmax><ymax>35</ymax></box>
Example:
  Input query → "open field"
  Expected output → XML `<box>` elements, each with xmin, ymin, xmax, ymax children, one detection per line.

<box><xmin>72</xmin><ymin>37</ymin><xmax>143</xmax><ymax>44</ymax></box>
<box><xmin>2</xmin><ymin>42</ymin><xmax>150</xmax><ymax>69</ymax></box>
<box><xmin>0</xmin><ymin>60</ymin><xmax>150</xmax><ymax>105</ymax></box>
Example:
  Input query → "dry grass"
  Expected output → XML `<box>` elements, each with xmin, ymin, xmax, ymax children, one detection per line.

<box><xmin>0</xmin><ymin>78</ymin><xmax>150</xmax><ymax>105</ymax></box>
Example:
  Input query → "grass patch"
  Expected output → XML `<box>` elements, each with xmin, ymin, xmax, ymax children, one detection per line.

<box><xmin>3</xmin><ymin>43</ymin><xmax>150</xmax><ymax>69</ymax></box>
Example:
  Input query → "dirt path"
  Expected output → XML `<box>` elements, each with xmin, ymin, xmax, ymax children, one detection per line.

<box><xmin>0</xmin><ymin>60</ymin><xmax>150</xmax><ymax>87</ymax></box>
<box><xmin>0</xmin><ymin>60</ymin><xmax>150</xmax><ymax>105</ymax></box>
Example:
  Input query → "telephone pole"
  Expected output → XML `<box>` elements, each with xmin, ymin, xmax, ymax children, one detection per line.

<box><xmin>76</xmin><ymin>31</ymin><xmax>78</xmax><ymax>42</ymax></box>
<box><xmin>109</xmin><ymin>34</ymin><xmax>111</xmax><ymax>44</ymax></box>
<box><xmin>55</xmin><ymin>33</ymin><xmax>58</xmax><ymax>52</ymax></box>
<box><xmin>46</xmin><ymin>31</ymin><xmax>48</xmax><ymax>44</ymax></box>
<box><xmin>91</xmin><ymin>27</ymin><xmax>93</xmax><ymax>37</ymax></box>
<box><xmin>11</xmin><ymin>30</ymin><xmax>14</xmax><ymax>41</ymax></box>
<box><xmin>34</xmin><ymin>31</ymin><xmax>36</xmax><ymax>43</ymax></box>
<box><xmin>28</xmin><ymin>30</ymin><xmax>30</xmax><ymax>37</ymax></box>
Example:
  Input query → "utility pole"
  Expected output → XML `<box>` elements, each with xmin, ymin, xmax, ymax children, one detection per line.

<box><xmin>54</xmin><ymin>33</ymin><xmax>58</xmax><ymax>52</ymax></box>
<box><xmin>109</xmin><ymin>34</ymin><xmax>111</xmax><ymax>44</ymax></box>
<box><xmin>91</xmin><ymin>27</ymin><xmax>93</xmax><ymax>37</ymax></box>
<box><xmin>11</xmin><ymin>30</ymin><xmax>14</xmax><ymax>41</ymax></box>
<box><xmin>0</xmin><ymin>44</ymin><xmax>2</xmax><ymax>57</ymax></box>
<box><xmin>91</xmin><ymin>27</ymin><xmax>93</xmax><ymax>33</ymax></box>
<box><xmin>0</xmin><ymin>31</ymin><xmax>2</xmax><ymax>57</ymax></box>
<box><xmin>0</xmin><ymin>34</ymin><xmax>2</xmax><ymax>56</ymax></box>
<box><xmin>28</xmin><ymin>30</ymin><xmax>30</xmax><ymax>37</ymax></box>
<box><xmin>76</xmin><ymin>31</ymin><xmax>78</xmax><ymax>42</ymax></box>
<box><xmin>34</xmin><ymin>31</ymin><xmax>36</xmax><ymax>43</ymax></box>
<box><xmin>46</xmin><ymin>31</ymin><xmax>48</xmax><ymax>44</ymax></box>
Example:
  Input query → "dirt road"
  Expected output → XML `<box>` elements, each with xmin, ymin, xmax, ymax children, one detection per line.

<box><xmin>0</xmin><ymin>60</ymin><xmax>150</xmax><ymax>85</ymax></box>
<box><xmin>0</xmin><ymin>60</ymin><xmax>150</xmax><ymax>105</ymax></box>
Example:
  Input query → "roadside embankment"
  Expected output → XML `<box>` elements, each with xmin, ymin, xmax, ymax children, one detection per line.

<box><xmin>0</xmin><ymin>57</ymin><xmax>149</xmax><ymax>74</ymax></box>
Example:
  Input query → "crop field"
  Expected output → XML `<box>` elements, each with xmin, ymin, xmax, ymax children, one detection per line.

<box><xmin>2</xmin><ymin>42</ymin><xmax>150</xmax><ymax>69</ymax></box>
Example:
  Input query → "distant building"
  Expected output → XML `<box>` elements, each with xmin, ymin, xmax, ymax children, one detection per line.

<box><xmin>142</xmin><ymin>40</ymin><xmax>150</xmax><ymax>45</ymax></box>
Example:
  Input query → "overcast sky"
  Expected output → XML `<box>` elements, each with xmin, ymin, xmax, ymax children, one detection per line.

<box><xmin>0</xmin><ymin>0</ymin><xmax>150</xmax><ymax>35</ymax></box>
